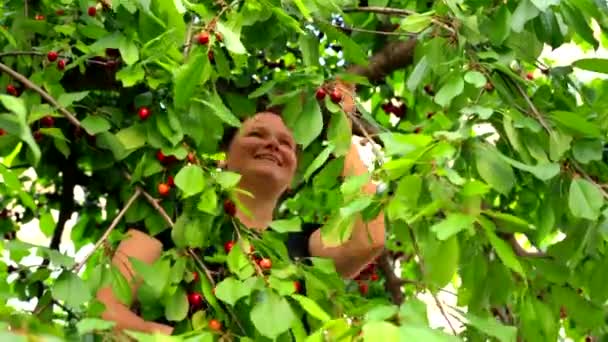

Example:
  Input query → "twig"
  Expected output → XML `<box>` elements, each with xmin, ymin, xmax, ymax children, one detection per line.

<box><xmin>513</xmin><ymin>81</ymin><xmax>550</xmax><ymax>133</ymax></box>
<box><xmin>320</xmin><ymin>20</ymin><xmax>414</xmax><ymax>36</ymax></box>
<box><xmin>377</xmin><ymin>250</ymin><xmax>404</xmax><ymax>304</ymax></box>
<box><xmin>507</xmin><ymin>235</ymin><xmax>547</xmax><ymax>258</ymax></box>
<box><xmin>343</xmin><ymin>6</ymin><xmax>415</xmax><ymax>16</ymax></box>
<box><xmin>571</xmin><ymin>161</ymin><xmax>608</xmax><ymax>199</ymax></box>
<box><xmin>187</xmin><ymin>249</ymin><xmax>216</xmax><ymax>287</ymax></box>
<box><xmin>0</xmin><ymin>51</ymin><xmax>46</xmax><ymax>58</ymax></box>
<box><xmin>72</xmin><ymin>188</ymin><xmax>141</xmax><ymax>272</ymax></box>
<box><xmin>184</xmin><ymin>21</ymin><xmax>194</xmax><ymax>58</ymax></box>
<box><xmin>408</xmin><ymin>226</ymin><xmax>458</xmax><ymax>335</ymax></box>
<box><xmin>139</xmin><ymin>187</ymin><xmax>175</xmax><ymax>226</ymax></box>
<box><xmin>0</xmin><ymin>61</ymin><xmax>82</xmax><ymax>128</ymax></box>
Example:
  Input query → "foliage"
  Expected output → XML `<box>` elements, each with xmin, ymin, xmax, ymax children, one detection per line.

<box><xmin>1</xmin><ymin>0</ymin><xmax>608</xmax><ymax>341</ymax></box>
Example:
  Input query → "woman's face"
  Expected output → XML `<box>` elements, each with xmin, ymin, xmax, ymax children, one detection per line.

<box><xmin>226</xmin><ymin>112</ymin><xmax>298</xmax><ymax>193</ymax></box>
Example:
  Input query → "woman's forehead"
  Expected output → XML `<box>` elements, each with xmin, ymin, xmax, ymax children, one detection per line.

<box><xmin>243</xmin><ymin>112</ymin><xmax>290</xmax><ymax>132</ymax></box>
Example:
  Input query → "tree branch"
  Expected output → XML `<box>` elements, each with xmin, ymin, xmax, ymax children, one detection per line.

<box><xmin>73</xmin><ymin>188</ymin><xmax>141</xmax><ymax>272</ymax></box>
<box><xmin>343</xmin><ymin>6</ymin><xmax>415</xmax><ymax>16</ymax></box>
<box><xmin>512</xmin><ymin>80</ymin><xmax>550</xmax><ymax>133</ymax></box>
<box><xmin>507</xmin><ymin>235</ymin><xmax>547</xmax><ymax>258</ymax></box>
<box><xmin>377</xmin><ymin>250</ymin><xmax>404</xmax><ymax>304</ymax></box>
<box><xmin>347</xmin><ymin>38</ymin><xmax>417</xmax><ymax>83</ymax></box>
<box><xmin>0</xmin><ymin>61</ymin><xmax>82</xmax><ymax>128</ymax></box>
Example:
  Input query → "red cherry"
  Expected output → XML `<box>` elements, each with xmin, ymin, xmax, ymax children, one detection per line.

<box><xmin>41</xmin><ymin>116</ymin><xmax>55</xmax><ymax>127</ymax></box>
<box><xmin>47</xmin><ymin>51</ymin><xmax>58</xmax><ymax>62</ymax></box>
<box><xmin>156</xmin><ymin>150</ymin><xmax>166</xmax><ymax>163</ymax></box>
<box><xmin>208</xmin><ymin>319</ymin><xmax>222</xmax><ymax>331</ymax></box>
<box><xmin>187</xmin><ymin>292</ymin><xmax>203</xmax><ymax>308</ymax></box>
<box><xmin>33</xmin><ymin>131</ymin><xmax>43</xmax><ymax>142</ymax></box>
<box><xmin>294</xmin><ymin>281</ymin><xmax>302</xmax><ymax>293</ymax></box>
<box><xmin>358</xmin><ymin>282</ymin><xmax>369</xmax><ymax>295</ymax></box>
<box><xmin>315</xmin><ymin>88</ymin><xmax>326</xmax><ymax>100</ymax></box>
<box><xmin>526</xmin><ymin>72</ymin><xmax>534</xmax><ymax>80</ymax></box>
<box><xmin>192</xmin><ymin>271</ymin><xmax>200</xmax><ymax>283</ymax></box>
<box><xmin>158</xmin><ymin>183</ymin><xmax>170</xmax><ymax>197</ymax></box>
<box><xmin>258</xmin><ymin>258</ymin><xmax>272</xmax><ymax>270</ymax></box>
<box><xmin>55</xmin><ymin>9</ymin><xmax>65</xmax><ymax>16</ymax></box>
<box><xmin>329</xmin><ymin>89</ymin><xmax>342</xmax><ymax>104</ymax></box>
<box><xmin>167</xmin><ymin>175</ymin><xmax>175</xmax><ymax>187</ymax></box>
<box><xmin>87</xmin><ymin>6</ymin><xmax>97</xmax><ymax>16</ymax></box>
<box><xmin>224</xmin><ymin>241</ymin><xmax>235</xmax><ymax>253</ymax></box>
<box><xmin>370</xmin><ymin>273</ymin><xmax>379</xmax><ymax>281</ymax></box>
<box><xmin>138</xmin><ymin>107</ymin><xmax>150</xmax><ymax>120</ymax></box>
<box><xmin>6</xmin><ymin>85</ymin><xmax>18</xmax><ymax>96</ymax></box>
<box><xmin>57</xmin><ymin>59</ymin><xmax>66</xmax><ymax>70</ymax></box>
<box><xmin>0</xmin><ymin>128</ymin><xmax>6</xmax><ymax>136</ymax></box>
<box><xmin>223</xmin><ymin>200</ymin><xmax>236</xmax><ymax>217</ymax></box>
<box><xmin>34</xmin><ymin>14</ymin><xmax>45</xmax><ymax>21</ymax></box>
<box><xmin>197</xmin><ymin>32</ymin><xmax>210</xmax><ymax>45</ymax></box>
<box><xmin>187</xmin><ymin>152</ymin><xmax>196</xmax><ymax>163</ymax></box>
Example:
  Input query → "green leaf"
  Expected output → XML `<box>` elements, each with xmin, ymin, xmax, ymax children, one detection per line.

<box><xmin>164</xmin><ymin>287</ymin><xmax>189</xmax><ymax>322</ymax></box>
<box><xmin>407</xmin><ymin>56</ymin><xmax>429</xmax><ymax>92</ymax></box>
<box><xmin>464</xmin><ymin>71</ymin><xmax>487</xmax><ymax>88</ymax></box>
<box><xmin>214</xmin><ymin>171</ymin><xmax>241</xmax><ymax>189</ymax></box>
<box><xmin>530</xmin><ymin>0</ymin><xmax>559</xmax><ymax>11</ymax></box>
<box><xmin>550</xmin><ymin>111</ymin><xmax>601</xmax><ymax>138</ymax></box>
<box><xmin>52</xmin><ymin>271</ymin><xmax>92</xmax><ymax>310</ymax></box>
<box><xmin>327</xmin><ymin>111</ymin><xmax>352</xmax><ymax>157</ymax></box>
<box><xmin>573</xmin><ymin>58</ymin><xmax>608</xmax><ymax>74</ymax></box>
<box><xmin>363</xmin><ymin>321</ymin><xmax>400</xmax><ymax>342</ymax></box>
<box><xmin>76</xmin><ymin>318</ymin><xmax>116</xmax><ymax>335</ymax></box>
<box><xmin>478</xmin><ymin>217</ymin><xmax>525</xmax><ymax>276</ymax></box>
<box><xmin>39</xmin><ymin>212</ymin><xmax>55</xmax><ymax>237</ymax></box>
<box><xmin>115</xmin><ymin>124</ymin><xmax>147</xmax><ymax>150</ymax></box>
<box><xmin>399</xmin><ymin>13</ymin><xmax>433</xmax><ymax>33</ymax></box>
<box><xmin>291</xmin><ymin>96</ymin><xmax>323</xmax><ymax>149</ymax></box>
<box><xmin>572</xmin><ymin>139</ymin><xmax>603</xmax><ymax>164</ymax></box>
<box><xmin>465</xmin><ymin>311</ymin><xmax>517</xmax><ymax>342</ymax></box>
<box><xmin>250</xmin><ymin>289</ymin><xmax>296</xmax><ymax>339</ymax></box>
<box><xmin>560</xmin><ymin>3</ymin><xmax>599</xmax><ymax>49</ymax></box>
<box><xmin>400</xmin><ymin>324</ymin><xmax>460</xmax><ymax>341</ymax></box>
<box><xmin>422</xmin><ymin>235</ymin><xmax>459</xmax><ymax>288</ymax></box>
<box><xmin>129</xmin><ymin>257</ymin><xmax>169</xmax><ymax>298</ymax></box>
<box><xmin>291</xmin><ymin>294</ymin><xmax>331</xmax><ymax>322</ymax></box>
<box><xmin>57</xmin><ymin>91</ymin><xmax>89</xmax><ymax>108</ymax></box>
<box><xmin>299</xmin><ymin>33</ymin><xmax>320</xmax><ymax>67</ymax></box>
<box><xmin>215</xmin><ymin>277</ymin><xmax>257</xmax><ymax>306</ymax></box>
<box><xmin>81</xmin><ymin>116</ymin><xmax>111</xmax><ymax>135</ymax></box>
<box><xmin>511</xmin><ymin>0</ymin><xmax>540</xmax><ymax>32</ymax></box>
<box><xmin>430</xmin><ymin>213</ymin><xmax>476</xmax><ymax>240</ymax></box>
<box><xmin>341</xmin><ymin>173</ymin><xmax>371</xmax><ymax>197</ymax></box>
<box><xmin>364</xmin><ymin>305</ymin><xmax>399</xmax><ymax>322</ymax></box>
<box><xmin>498</xmin><ymin>154</ymin><xmax>560</xmax><ymax>181</ymax></box>
<box><xmin>0</xmin><ymin>94</ymin><xmax>27</xmax><ymax>117</ymax></box>
<box><xmin>303</xmin><ymin>144</ymin><xmax>334</xmax><ymax>180</ymax></box>
<box><xmin>216</xmin><ymin>21</ymin><xmax>246</xmax><ymax>54</ymax></box>
<box><xmin>475</xmin><ymin>144</ymin><xmax>515</xmax><ymax>195</ymax></box>
<box><xmin>269</xmin><ymin>217</ymin><xmax>302</xmax><ymax>233</ymax></box>
<box><xmin>434</xmin><ymin>74</ymin><xmax>464</xmax><ymax>107</ymax></box>
<box><xmin>197</xmin><ymin>188</ymin><xmax>218</xmax><ymax>215</ymax></box>
<box><xmin>175</xmin><ymin>165</ymin><xmax>206</xmax><ymax>198</ymax></box>
<box><xmin>174</xmin><ymin>50</ymin><xmax>210</xmax><ymax>109</ymax></box>
<box><xmin>194</xmin><ymin>92</ymin><xmax>241</xmax><ymax>127</ymax></box>
<box><xmin>116</xmin><ymin>64</ymin><xmax>145</xmax><ymax>87</ymax></box>
<box><xmin>227</xmin><ymin>243</ymin><xmax>255</xmax><ymax>279</ymax></box>
<box><xmin>317</xmin><ymin>22</ymin><xmax>368</xmax><ymax>65</ymax></box>
<box><xmin>119</xmin><ymin>36</ymin><xmax>139</xmax><ymax>65</ymax></box>
<box><xmin>568</xmin><ymin>178</ymin><xmax>603</xmax><ymax>220</ymax></box>
<box><xmin>489</xmin><ymin>6</ymin><xmax>511</xmax><ymax>45</ymax></box>
<box><xmin>110</xmin><ymin>265</ymin><xmax>133</xmax><ymax>306</ymax></box>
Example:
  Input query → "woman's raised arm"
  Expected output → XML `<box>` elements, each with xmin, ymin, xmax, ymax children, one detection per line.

<box><xmin>95</xmin><ymin>229</ymin><xmax>174</xmax><ymax>335</ymax></box>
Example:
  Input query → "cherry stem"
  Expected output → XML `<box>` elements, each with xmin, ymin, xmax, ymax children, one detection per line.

<box><xmin>73</xmin><ymin>188</ymin><xmax>141</xmax><ymax>272</ymax></box>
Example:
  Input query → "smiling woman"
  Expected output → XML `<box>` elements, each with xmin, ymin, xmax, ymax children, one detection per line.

<box><xmin>95</xmin><ymin>82</ymin><xmax>386</xmax><ymax>335</ymax></box>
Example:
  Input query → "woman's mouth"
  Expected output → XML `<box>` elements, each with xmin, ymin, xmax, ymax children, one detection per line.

<box><xmin>255</xmin><ymin>154</ymin><xmax>281</xmax><ymax>166</ymax></box>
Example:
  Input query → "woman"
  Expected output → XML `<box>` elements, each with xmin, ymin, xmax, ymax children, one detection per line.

<box><xmin>95</xmin><ymin>83</ymin><xmax>385</xmax><ymax>335</ymax></box>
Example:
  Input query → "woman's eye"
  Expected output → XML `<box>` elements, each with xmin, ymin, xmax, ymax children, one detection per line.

<box><xmin>249</xmin><ymin>131</ymin><xmax>262</xmax><ymax>137</ymax></box>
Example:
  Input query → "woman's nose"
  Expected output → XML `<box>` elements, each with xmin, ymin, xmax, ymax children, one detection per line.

<box><xmin>264</xmin><ymin>136</ymin><xmax>280</xmax><ymax>151</ymax></box>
